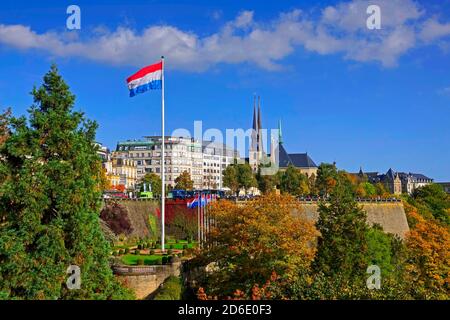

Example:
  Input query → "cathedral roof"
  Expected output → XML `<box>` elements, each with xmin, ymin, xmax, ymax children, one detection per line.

<box><xmin>278</xmin><ymin>143</ymin><xmax>317</xmax><ymax>168</ymax></box>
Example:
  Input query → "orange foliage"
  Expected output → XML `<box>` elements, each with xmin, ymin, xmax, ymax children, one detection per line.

<box><xmin>112</xmin><ymin>184</ymin><xmax>126</xmax><ymax>193</ymax></box>
<box><xmin>196</xmin><ymin>193</ymin><xmax>318</xmax><ymax>298</ymax></box>
<box><xmin>405</xmin><ymin>210</ymin><xmax>450</xmax><ymax>298</ymax></box>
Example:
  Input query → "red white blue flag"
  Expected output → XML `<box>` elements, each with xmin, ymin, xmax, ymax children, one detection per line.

<box><xmin>126</xmin><ymin>61</ymin><xmax>162</xmax><ymax>97</ymax></box>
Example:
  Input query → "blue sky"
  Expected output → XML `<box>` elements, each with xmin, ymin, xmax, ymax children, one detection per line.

<box><xmin>0</xmin><ymin>0</ymin><xmax>450</xmax><ymax>180</ymax></box>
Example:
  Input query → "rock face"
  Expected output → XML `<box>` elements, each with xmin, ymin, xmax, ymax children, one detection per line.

<box><xmin>299</xmin><ymin>202</ymin><xmax>410</xmax><ymax>239</ymax></box>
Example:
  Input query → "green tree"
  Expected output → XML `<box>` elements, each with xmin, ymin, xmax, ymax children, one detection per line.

<box><xmin>410</xmin><ymin>184</ymin><xmax>450</xmax><ymax>226</ymax></box>
<box><xmin>0</xmin><ymin>65</ymin><xmax>133</xmax><ymax>300</ymax></box>
<box><xmin>174</xmin><ymin>170</ymin><xmax>194</xmax><ymax>190</ymax></box>
<box><xmin>315</xmin><ymin>163</ymin><xmax>338</xmax><ymax>196</ymax></box>
<box><xmin>313</xmin><ymin>175</ymin><xmax>369</xmax><ymax>282</ymax></box>
<box><xmin>255</xmin><ymin>167</ymin><xmax>278</xmax><ymax>194</ymax></box>
<box><xmin>223</xmin><ymin>165</ymin><xmax>239</xmax><ymax>196</ymax></box>
<box><xmin>140</xmin><ymin>173</ymin><xmax>162</xmax><ymax>197</ymax></box>
<box><xmin>279</xmin><ymin>165</ymin><xmax>309</xmax><ymax>196</ymax></box>
<box><xmin>280</xmin><ymin>165</ymin><xmax>300</xmax><ymax>195</ymax></box>
<box><xmin>236</xmin><ymin>163</ymin><xmax>257</xmax><ymax>194</ymax></box>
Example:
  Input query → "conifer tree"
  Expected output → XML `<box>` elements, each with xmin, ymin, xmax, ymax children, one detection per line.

<box><xmin>313</xmin><ymin>173</ymin><xmax>369</xmax><ymax>282</ymax></box>
<box><xmin>0</xmin><ymin>65</ymin><xmax>133</xmax><ymax>300</ymax></box>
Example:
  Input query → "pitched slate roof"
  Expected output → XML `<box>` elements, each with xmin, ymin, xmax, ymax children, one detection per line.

<box><xmin>278</xmin><ymin>143</ymin><xmax>317</xmax><ymax>168</ymax></box>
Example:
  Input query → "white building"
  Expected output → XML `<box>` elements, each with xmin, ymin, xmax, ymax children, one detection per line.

<box><xmin>115</xmin><ymin>136</ymin><xmax>239</xmax><ymax>190</ymax></box>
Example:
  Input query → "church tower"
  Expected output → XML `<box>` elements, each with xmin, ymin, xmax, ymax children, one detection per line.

<box><xmin>249</xmin><ymin>95</ymin><xmax>265</xmax><ymax>172</ymax></box>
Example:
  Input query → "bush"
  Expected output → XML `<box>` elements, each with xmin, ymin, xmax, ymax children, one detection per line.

<box><xmin>162</xmin><ymin>256</ymin><xmax>168</xmax><ymax>265</ymax></box>
<box><xmin>168</xmin><ymin>244</ymin><xmax>173</xmax><ymax>250</ymax></box>
<box><xmin>134</xmin><ymin>249</ymin><xmax>140</xmax><ymax>255</ymax></box>
<box><xmin>182</xmin><ymin>244</ymin><xmax>188</xmax><ymax>250</ymax></box>
<box><xmin>137</xmin><ymin>258</ymin><xmax>144</xmax><ymax>266</ymax></box>
<box><xmin>137</xmin><ymin>244</ymin><xmax>142</xmax><ymax>250</ymax></box>
<box><xmin>155</xmin><ymin>259</ymin><xmax>162</xmax><ymax>265</ymax></box>
<box><xmin>176</xmin><ymin>239</ymin><xmax>180</xmax><ymax>244</ymax></box>
<box><xmin>153</xmin><ymin>276</ymin><xmax>182</xmax><ymax>300</ymax></box>
<box><xmin>124</xmin><ymin>248</ymin><xmax>130</xmax><ymax>254</ymax></box>
<box><xmin>167</xmin><ymin>255</ymin><xmax>174</xmax><ymax>264</ymax></box>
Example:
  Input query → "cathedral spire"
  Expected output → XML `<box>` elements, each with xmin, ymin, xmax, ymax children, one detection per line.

<box><xmin>251</xmin><ymin>95</ymin><xmax>258</xmax><ymax>152</ymax></box>
<box><xmin>257</xmin><ymin>96</ymin><xmax>263</xmax><ymax>152</ymax></box>
<box><xmin>278</xmin><ymin>119</ymin><xmax>283</xmax><ymax>145</ymax></box>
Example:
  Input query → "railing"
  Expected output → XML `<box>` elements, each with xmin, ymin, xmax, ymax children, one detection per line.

<box><xmin>112</xmin><ymin>265</ymin><xmax>162</xmax><ymax>275</ymax></box>
<box><xmin>298</xmin><ymin>197</ymin><xmax>402</xmax><ymax>203</ymax></box>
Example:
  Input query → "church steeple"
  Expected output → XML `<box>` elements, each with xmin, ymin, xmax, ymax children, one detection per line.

<box><xmin>278</xmin><ymin>119</ymin><xmax>283</xmax><ymax>145</ymax></box>
<box><xmin>257</xmin><ymin>96</ymin><xmax>263</xmax><ymax>152</ymax></box>
<box><xmin>251</xmin><ymin>95</ymin><xmax>258</xmax><ymax>152</ymax></box>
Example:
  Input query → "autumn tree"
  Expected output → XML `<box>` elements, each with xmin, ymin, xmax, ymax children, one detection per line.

<box><xmin>192</xmin><ymin>193</ymin><xmax>318</xmax><ymax>298</ymax></box>
<box><xmin>175</xmin><ymin>170</ymin><xmax>194</xmax><ymax>190</ymax></box>
<box><xmin>0</xmin><ymin>65</ymin><xmax>133</xmax><ymax>299</ymax></box>
<box><xmin>404</xmin><ymin>210</ymin><xmax>450</xmax><ymax>299</ymax></box>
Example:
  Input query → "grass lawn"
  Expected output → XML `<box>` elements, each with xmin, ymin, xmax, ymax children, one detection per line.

<box><xmin>121</xmin><ymin>254</ymin><xmax>162</xmax><ymax>266</ymax></box>
<box><xmin>154</xmin><ymin>242</ymin><xmax>196</xmax><ymax>250</ymax></box>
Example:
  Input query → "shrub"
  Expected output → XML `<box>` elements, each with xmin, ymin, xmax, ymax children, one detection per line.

<box><xmin>167</xmin><ymin>255</ymin><xmax>174</xmax><ymax>264</ymax></box>
<box><xmin>182</xmin><ymin>244</ymin><xmax>188</xmax><ymax>250</ymax></box>
<box><xmin>176</xmin><ymin>239</ymin><xmax>180</xmax><ymax>244</ymax></box>
<box><xmin>124</xmin><ymin>248</ymin><xmax>130</xmax><ymax>254</ymax></box>
<box><xmin>134</xmin><ymin>249</ymin><xmax>140</xmax><ymax>255</ymax></box>
<box><xmin>168</xmin><ymin>244</ymin><xmax>173</xmax><ymax>250</ymax></box>
<box><xmin>137</xmin><ymin>244</ymin><xmax>142</xmax><ymax>250</ymax></box>
<box><xmin>155</xmin><ymin>259</ymin><xmax>162</xmax><ymax>265</ymax></box>
<box><xmin>100</xmin><ymin>203</ymin><xmax>133</xmax><ymax>235</ymax></box>
<box><xmin>162</xmin><ymin>256</ymin><xmax>168</xmax><ymax>265</ymax></box>
<box><xmin>153</xmin><ymin>276</ymin><xmax>182</xmax><ymax>300</ymax></box>
<box><xmin>137</xmin><ymin>258</ymin><xmax>144</xmax><ymax>266</ymax></box>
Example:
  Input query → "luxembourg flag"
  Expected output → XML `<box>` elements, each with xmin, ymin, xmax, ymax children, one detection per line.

<box><xmin>126</xmin><ymin>60</ymin><xmax>163</xmax><ymax>97</ymax></box>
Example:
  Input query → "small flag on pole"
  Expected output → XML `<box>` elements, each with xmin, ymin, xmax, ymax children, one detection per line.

<box><xmin>126</xmin><ymin>61</ymin><xmax>163</xmax><ymax>97</ymax></box>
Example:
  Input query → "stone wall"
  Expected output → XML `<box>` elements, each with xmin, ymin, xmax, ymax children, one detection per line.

<box><xmin>112</xmin><ymin>199</ymin><xmax>410</xmax><ymax>239</ymax></box>
<box><xmin>299</xmin><ymin>202</ymin><xmax>409</xmax><ymax>238</ymax></box>
<box><xmin>113</xmin><ymin>261</ymin><xmax>181</xmax><ymax>300</ymax></box>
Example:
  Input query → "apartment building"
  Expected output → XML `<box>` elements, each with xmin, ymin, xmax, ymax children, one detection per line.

<box><xmin>115</xmin><ymin>136</ymin><xmax>239</xmax><ymax>190</ymax></box>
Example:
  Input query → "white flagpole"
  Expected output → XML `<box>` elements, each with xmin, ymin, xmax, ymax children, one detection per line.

<box><xmin>161</xmin><ymin>56</ymin><xmax>166</xmax><ymax>253</ymax></box>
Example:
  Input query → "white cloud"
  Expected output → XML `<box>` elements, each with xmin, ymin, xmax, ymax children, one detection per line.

<box><xmin>0</xmin><ymin>0</ymin><xmax>449</xmax><ymax>71</ymax></box>
<box><xmin>420</xmin><ymin>18</ymin><xmax>450</xmax><ymax>42</ymax></box>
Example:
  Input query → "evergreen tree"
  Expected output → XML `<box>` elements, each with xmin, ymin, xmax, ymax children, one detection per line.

<box><xmin>0</xmin><ymin>65</ymin><xmax>133</xmax><ymax>299</ymax></box>
<box><xmin>313</xmin><ymin>174</ymin><xmax>369</xmax><ymax>282</ymax></box>
<box><xmin>315</xmin><ymin>163</ymin><xmax>338</xmax><ymax>197</ymax></box>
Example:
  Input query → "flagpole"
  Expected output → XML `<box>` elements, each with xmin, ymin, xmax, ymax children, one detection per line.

<box><xmin>161</xmin><ymin>56</ymin><xmax>166</xmax><ymax>253</ymax></box>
